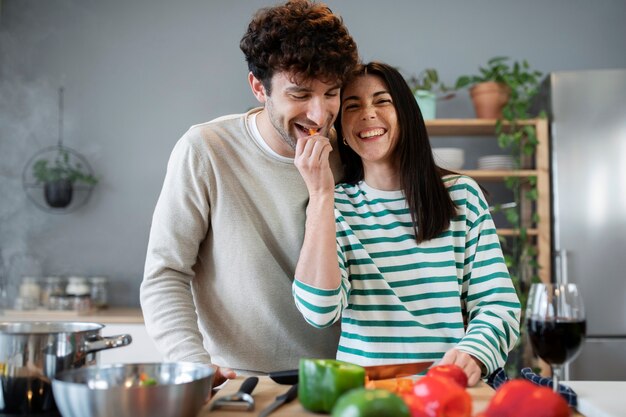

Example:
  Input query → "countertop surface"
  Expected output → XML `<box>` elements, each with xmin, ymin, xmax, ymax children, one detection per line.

<box><xmin>566</xmin><ymin>381</ymin><xmax>626</xmax><ymax>417</ymax></box>
<box><xmin>0</xmin><ymin>307</ymin><xmax>144</xmax><ymax>323</ymax></box>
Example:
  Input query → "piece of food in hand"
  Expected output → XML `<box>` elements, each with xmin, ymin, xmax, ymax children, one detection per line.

<box><xmin>139</xmin><ymin>372</ymin><xmax>157</xmax><ymax>387</ymax></box>
<box><xmin>308</xmin><ymin>128</ymin><xmax>318</xmax><ymax>135</ymax></box>
<box><xmin>332</xmin><ymin>388</ymin><xmax>410</xmax><ymax>417</ymax></box>
<box><xmin>479</xmin><ymin>379</ymin><xmax>570</xmax><ymax>417</ymax></box>
<box><xmin>426</xmin><ymin>364</ymin><xmax>468</xmax><ymax>388</ymax></box>
<box><xmin>299</xmin><ymin>358</ymin><xmax>366</xmax><ymax>413</ymax></box>
<box><xmin>403</xmin><ymin>375</ymin><xmax>472</xmax><ymax>417</ymax></box>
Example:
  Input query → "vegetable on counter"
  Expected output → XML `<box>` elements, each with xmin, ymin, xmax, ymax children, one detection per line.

<box><xmin>402</xmin><ymin>375</ymin><xmax>472</xmax><ymax>417</ymax></box>
<box><xmin>331</xmin><ymin>388</ymin><xmax>410</xmax><ymax>417</ymax></box>
<box><xmin>426</xmin><ymin>364</ymin><xmax>469</xmax><ymax>388</ymax></box>
<box><xmin>298</xmin><ymin>358</ymin><xmax>366</xmax><ymax>413</ymax></box>
<box><xmin>476</xmin><ymin>379</ymin><xmax>571</xmax><ymax>417</ymax></box>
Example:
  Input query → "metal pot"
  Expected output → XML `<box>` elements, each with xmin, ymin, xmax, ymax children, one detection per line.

<box><xmin>0</xmin><ymin>321</ymin><xmax>132</xmax><ymax>415</ymax></box>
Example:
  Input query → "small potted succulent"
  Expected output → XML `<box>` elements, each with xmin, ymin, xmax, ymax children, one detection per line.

<box><xmin>406</xmin><ymin>68</ymin><xmax>454</xmax><ymax>120</ymax></box>
<box><xmin>32</xmin><ymin>148</ymin><xmax>98</xmax><ymax>208</ymax></box>
<box><xmin>455</xmin><ymin>56</ymin><xmax>543</xmax><ymax>119</ymax></box>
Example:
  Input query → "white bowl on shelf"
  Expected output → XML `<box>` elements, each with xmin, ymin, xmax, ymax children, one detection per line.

<box><xmin>432</xmin><ymin>147</ymin><xmax>465</xmax><ymax>170</ymax></box>
<box><xmin>477</xmin><ymin>155</ymin><xmax>514</xmax><ymax>170</ymax></box>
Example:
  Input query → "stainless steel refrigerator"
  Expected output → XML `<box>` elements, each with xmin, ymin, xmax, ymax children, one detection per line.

<box><xmin>532</xmin><ymin>69</ymin><xmax>626</xmax><ymax>381</ymax></box>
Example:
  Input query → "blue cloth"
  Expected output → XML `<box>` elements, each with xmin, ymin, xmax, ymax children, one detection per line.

<box><xmin>486</xmin><ymin>367</ymin><xmax>578</xmax><ymax>407</ymax></box>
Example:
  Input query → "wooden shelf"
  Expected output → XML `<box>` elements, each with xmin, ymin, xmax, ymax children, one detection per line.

<box><xmin>460</xmin><ymin>169</ymin><xmax>538</xmax><ymax>180</ymax></box>
<box><xmin>429</xmin><ymin>118</ymin><xmax>551</xmax><ymax>283</ymax></box>
<box><xmin>497</xmin><ymin>228</ymin><xmax>539</xmax><ymax>237</ymax></box>
<box><xmin>426</xmin><ymin>118</ymin><xmax>543</xmax><ymax>136</ymax></box>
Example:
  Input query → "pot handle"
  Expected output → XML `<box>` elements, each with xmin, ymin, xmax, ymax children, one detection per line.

<box><xmin>84</xmin><ymin>333</ymin><xmax>133</xmax><ymax>353</ymax></box>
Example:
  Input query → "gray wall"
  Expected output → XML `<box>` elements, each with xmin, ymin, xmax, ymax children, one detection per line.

<box><xmin>1</xmin><ymin>0</ymin><xmax>625</xmax><ymax>307</ymax></box>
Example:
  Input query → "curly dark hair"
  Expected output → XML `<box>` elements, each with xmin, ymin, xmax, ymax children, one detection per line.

<box><xmin>240</xmin><ymin>0</ymin><xmax>359</xmax><ymax>93</ymax></box>
<box><xmin>335</xmin><ymin>62</ymin><xmax>457</xmax><ymax>243</ymax></box>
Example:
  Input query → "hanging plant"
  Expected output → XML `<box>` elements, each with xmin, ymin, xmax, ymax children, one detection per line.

<box><xmin>23</xmin><ymin>87</ymin><xmax>99</xmax><ymax>211</ymax></box>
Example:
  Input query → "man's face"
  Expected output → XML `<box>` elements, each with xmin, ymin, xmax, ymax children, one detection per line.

<box><xmin>262</xmin><ymin>72</ymin><xmax>341</xmax><ymax>152</ymax></box>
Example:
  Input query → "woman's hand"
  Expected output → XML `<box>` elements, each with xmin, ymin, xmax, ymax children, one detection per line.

<box><xmin>438</xmin><ymin>348</ymin><xmax>484</xmax><ymax>387</ymax></box>
<box><xmin>294</xmin><ymin>134</ymin><xmax>335</xmax><ymax>197</ymax></box>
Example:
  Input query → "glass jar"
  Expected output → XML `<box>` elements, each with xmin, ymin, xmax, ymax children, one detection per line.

<box><xmin>66</xmin><ymin>276</ymin><xmax>92</xmax><ymax>311</ymax></box>
<box><xmin>17</xmin><ymin>276</ymin><xmax>41</xmax><ymax>310</ymax></box>
<box><xmin>40</xmin><ymin>276</ymin><xmax>65</xmax><ymax>309</ymax></box>
<box><xmin>89</xmin><ymin>276</ymin><xmax>108</xmax><ymax>309</ymax></box>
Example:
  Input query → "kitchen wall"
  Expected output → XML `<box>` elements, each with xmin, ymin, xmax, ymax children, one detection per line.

<box><xmin>1</xmin><ymin>0</ymin><xmax>625</xmax><ymax>307</ymax></box>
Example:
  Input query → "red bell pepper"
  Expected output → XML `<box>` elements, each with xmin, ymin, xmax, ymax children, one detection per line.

<box><xmin>402</xmin><ymin>375</ymin><xmax>472</xmax><ymax>417</ymax></box>
<box><xmin>426</xmin><ymin>364</ymin><xmax>468</xmax><ymax>388</ymax></box>
<box><xmin>479</xmin><ymin>379</ymin><xmax>570</xmax><ymax>417</ymax></box>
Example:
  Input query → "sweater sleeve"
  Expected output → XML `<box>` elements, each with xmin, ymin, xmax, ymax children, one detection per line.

<box><xmin>140</xmin><ymin>132</ymin><xmax>212</xmax><ymax>364</ymax></box>
<box><xmin>292</xmin><ymin>212</ymin><xmax>350</xmax><ymax>328</ymax></box>
<box><xmin>454</xmin><ymin>179</ymin><xmax>521</xmax><ymax>375</ymax></box>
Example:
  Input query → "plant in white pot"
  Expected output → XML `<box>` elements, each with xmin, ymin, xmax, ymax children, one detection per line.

<box><xmin>406</xmin><ymin>68</ymin><xmax>453</xmax><ymax>120</ymax></box>
<box><xmin>32</xmin><ymin>148</ymin><xmax>98</xmax><ymax>208</ymax></box>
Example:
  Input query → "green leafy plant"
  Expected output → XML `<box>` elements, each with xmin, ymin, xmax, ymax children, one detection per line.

<box><xmin>33</xmin><ymin>149</ymin><xmax>98</xmax><ymax>185</ymax></box>
<box><xmin>406</xmin><ymin>68</ymin><xmax>454</xmax><ymax>98</ymax></box>
<box><xmin>464</xmin><ymin>57</ymin><xmax>544</xmax><ymax>376</ymax></box>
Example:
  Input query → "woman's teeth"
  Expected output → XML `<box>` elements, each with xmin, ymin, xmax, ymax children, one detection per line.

<box><xmin>359</xmin><ymin>128</ymin><xmax>385</xmax><ymax>139</ymax></box>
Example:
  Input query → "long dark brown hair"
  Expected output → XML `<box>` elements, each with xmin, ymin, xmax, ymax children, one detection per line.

<box><xmin>335</xmin><ymin>61</ymin><xmax>457</xmax><ymax>243</ymax></box>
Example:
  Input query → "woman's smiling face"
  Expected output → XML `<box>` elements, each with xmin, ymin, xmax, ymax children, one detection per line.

<box><xmin>340</xmin><ymin>74</ymin><xmax>399</xmax><ymax>166</ymax></box>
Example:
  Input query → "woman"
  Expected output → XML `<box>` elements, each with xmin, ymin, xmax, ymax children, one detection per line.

<box><xmin>293</xmin><ymin>62</ymin><xmax>520</xmax><ymax>386</ymax></box>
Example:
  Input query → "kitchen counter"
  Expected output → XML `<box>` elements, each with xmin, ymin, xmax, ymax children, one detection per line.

<box><xmin>0</xmin><ymin>307</ymin><xmax>144</xmax><ymax>323</ymax></box>
<box><xmin>204</xmin><ymin>376</ymin><xmax>586</xmax><ymax>417</ymax></box>
<box><xmin>566</xmin><ymin>381</ymin><xmax>626</xmax><ymax>417</ymax></box>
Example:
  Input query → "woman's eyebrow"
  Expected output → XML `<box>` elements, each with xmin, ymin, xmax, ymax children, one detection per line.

<box><xmin>342</xmin><ymin>90</ymin><xmax>389</xmax><ymax>103</ymax></box>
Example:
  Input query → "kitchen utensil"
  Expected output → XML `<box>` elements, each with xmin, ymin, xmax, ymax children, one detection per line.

<box><xmin>210</xmin><ymin>376</ymin><xmax>258</xmax><ymax>411</ymax></box>
<box><xmin>0</xmin><ymin>321</ymin><xmax>132</xmax><ymax>414</ymax></box>
<box><xmin>258</xmin><ymin>383</ymin><xmax>298</xmax><ymax>417</ymax></box>
<box><xmin>268</xmin><ymin>361</ymin><xmax>434</xmax><ymax>385</ymax></box>
<box><xmin>52</xmin><ymin>362</ymin><xmax>215</xmax><ymax>417</ymax></box>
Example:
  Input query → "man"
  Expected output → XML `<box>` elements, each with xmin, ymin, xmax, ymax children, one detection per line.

<box><xmin>140</xmin><ymin>0</ymin><xmax>358</xmax><ymax>386</ymax></box>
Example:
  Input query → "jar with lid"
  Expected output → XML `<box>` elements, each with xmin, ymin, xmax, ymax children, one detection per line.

<box><xmin>16</xmin><ymin>276</ymin><xmax>41</xmax><ymax>310</ymax></box>
<box><xmin>89</xmin><ymin>276</ymin><xmax>108</xmax><ymax>309</ymax></box>
<box><xmin>65</xmin><ymin>276</ymin><xmax>92</xmax><ymax>311</ymax></box>
<box><xmin>40</xmin><ymin>276</ymin><xmax>65</xmax><ymax>309</ymax></box>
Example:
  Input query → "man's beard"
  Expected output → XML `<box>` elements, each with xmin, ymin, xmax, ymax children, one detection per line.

<box><xmin>265</xmin><ymin>100</ymin><xmax>297</xmax><ymax>150</ymax></box>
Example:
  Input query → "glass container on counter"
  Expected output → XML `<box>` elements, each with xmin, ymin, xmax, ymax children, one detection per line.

<box><xmin>40</xmin><ymin>276</ymin><xmax>64</xmax><ymax>308</ymax></box>
<box><xmin>15</xmin><ymin>276</ymin><xmax>41</xmax><ymax>310</ymax></box>
<box><xmin>65</xmin><ymin>276</ymin><xmax>92</xmax><ymax>311</ymax></box>
<box><xmin>89</xmin><ymin>276</ymin><xmax>108</xmax><ymax>309</ymax></box>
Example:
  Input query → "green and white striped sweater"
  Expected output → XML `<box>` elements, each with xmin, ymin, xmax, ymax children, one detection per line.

<box><xmin>293</xmin><ymin>175</ymin><xmax>521</xmax><ymax>376</ymax></box>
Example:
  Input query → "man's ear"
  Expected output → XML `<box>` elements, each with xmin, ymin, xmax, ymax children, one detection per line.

<box><xmin>248</xmin><ymin>72</ymin><xmax>267</xmax><ymax>103</ymax></box>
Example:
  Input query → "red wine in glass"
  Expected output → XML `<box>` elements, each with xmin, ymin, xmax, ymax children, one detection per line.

<box><xmin>527</xmin><ymin>318</ymin><xmax>586</xmax><ymax>365</ymax></box>
<box><xmin>526</xmin><ymin>283</ymin><xmax>585</xmax><ymax>392</ymax></box>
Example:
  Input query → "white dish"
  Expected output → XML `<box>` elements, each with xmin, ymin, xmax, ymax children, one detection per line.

<box><xmin>432</xmin><ymin>147</ymin><xmax>465</xmax><ymax>170</ymax></box>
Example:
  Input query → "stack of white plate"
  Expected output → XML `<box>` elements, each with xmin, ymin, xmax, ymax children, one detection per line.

<box><xmin>477</xmin><ymin>155</ymin><xmax>514</xmax><ymax>170</ymax></box>
<box><xmin>432</xmin><ymin>147</ymin><xmax>465</xmax><ymax>170</ymax></box>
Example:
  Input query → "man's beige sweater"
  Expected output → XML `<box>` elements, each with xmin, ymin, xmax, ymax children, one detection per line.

<box><xmin>141</xmin><ymin>109</ymin><xmax>340</xmax><ymax>372</ymax></box>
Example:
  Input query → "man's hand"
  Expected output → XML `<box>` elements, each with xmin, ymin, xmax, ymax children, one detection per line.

<box><xmin>212</xmin><ymin>366</ymin><xmax>237</xmax><ymax>388</ymax></box>
<box><xmin>438</xmin><ymin>348</ymin><xmax>484</xmax><ymax>387</ymax></box>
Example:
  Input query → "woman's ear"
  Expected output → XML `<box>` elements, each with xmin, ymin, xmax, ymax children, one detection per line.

<box><xmin>248</xmin><ymin>72</ymin><xmax>267</xmax><ymax>103</ymax></box>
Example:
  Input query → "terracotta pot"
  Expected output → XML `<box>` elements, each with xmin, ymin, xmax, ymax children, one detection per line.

<box><xmin>469</xmin><ymin>81</ymin><xmax>510</xmax><ymax>119</ymax></box>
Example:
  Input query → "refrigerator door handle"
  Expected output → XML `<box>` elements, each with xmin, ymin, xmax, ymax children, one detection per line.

<box><xmin>555</xmin><ymin>249</ymin><xmax>568</xmax><ymax>285</ymax></box>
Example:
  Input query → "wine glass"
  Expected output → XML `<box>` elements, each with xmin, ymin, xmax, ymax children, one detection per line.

<box><xmin>526</xmin><ymin>283</ymin><xmax>586</xmax><ymax>392</ymax></box>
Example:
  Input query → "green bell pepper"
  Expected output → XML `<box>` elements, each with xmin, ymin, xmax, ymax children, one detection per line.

<box><xmin>331</xmin><ymin>388</ymin><xmax>410</xmax><ymax>417</ymax></box>
<box><xmin>299</xmin><ymin>358</ymin><xmax>366</xmax><ymax>413</ymax></box>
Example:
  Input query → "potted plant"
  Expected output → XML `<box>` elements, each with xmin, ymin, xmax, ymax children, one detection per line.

<box><xmin>32</xmin><ymin>148</ymin><xmax>98</xmax><ymax>208</ymax></box>
<box><xmin>455</xmin><ymin>56</ymin><xmax>542</xmax><ymax>119</ymax></box>
<box><xmin>457</xmin><ymin>57</ymin><xmax>544</xmax><ymax>376</ymax></box>
<box><xmin>406</xmin><ymin>68</ymin><xmax>454</xmax><ymax>120</ymax></box>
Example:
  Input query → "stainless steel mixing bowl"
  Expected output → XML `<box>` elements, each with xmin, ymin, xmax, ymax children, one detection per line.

<box><xmin>51</xmin><ymin>362</ymin><xmax>215</xmax><ymax>417</ymax></box>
